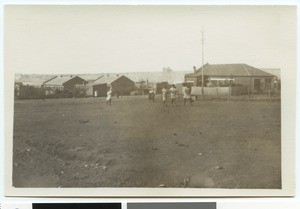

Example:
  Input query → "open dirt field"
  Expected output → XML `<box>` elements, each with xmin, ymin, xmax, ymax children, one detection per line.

<box><xmin>12</xmin><ymin>95</ymin><xmax>281</xmax><ymax>188</ymax></box>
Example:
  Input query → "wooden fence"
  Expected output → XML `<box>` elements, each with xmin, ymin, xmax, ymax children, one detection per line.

<box><xmin>187</xmin><ymin>86</ymin><xmax>248</xmax><ymax>96</ymax></box>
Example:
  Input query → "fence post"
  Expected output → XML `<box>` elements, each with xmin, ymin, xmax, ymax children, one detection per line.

<box><xmin>248</xmin><ymin>86</ymin><xmax>250</xmax><ymax>102</ymax></box>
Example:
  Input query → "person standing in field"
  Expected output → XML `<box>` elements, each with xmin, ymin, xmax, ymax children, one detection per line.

<box><xmin>184</xmin><ymin>85</ymin><xmax>192</xmax><ymax>105</ymax></box>
<box><xmin>152</xmin><ymin>88</ymin><xmax>156</xmax><ymax>102</ymax></box>
<box><xmin>148</xmin><ymin>89</ymin><xmax>154</xmax><ymax>102</ymax></box>
<box><xmin>169</xmin><ymin>85</ymin><xmax>177</xmax><ymax>106</ymax></box>
<box><xmin>106</xmin><ymin>88</ymin><xmax>112</xmax><ymax>105</ymax></box>
<box><xmin>161</xmin><ymin>87</ymin><xmax>167</xmax><ymax>106</ymax></box>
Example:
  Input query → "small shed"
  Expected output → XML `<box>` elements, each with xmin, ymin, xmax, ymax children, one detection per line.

<box><xmin>92</xmin><ymin>75</ymin><xmax>135</xmax><ymax>97</ymax></box>
<box><xmin>44</xmin><ymin>75</ymin><xmax>87</xmax><ymax>97</ymax></box>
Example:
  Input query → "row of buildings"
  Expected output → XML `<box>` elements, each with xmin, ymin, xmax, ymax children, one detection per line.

<box><xmin>14</xmin><ymin>63</ymin><xmax>280</xmax><ymax>99</ymax></box>
<box><xmin>15</xmin><ymin>74</ymin><xmax>136</xmax><ymax>99</ymax></box>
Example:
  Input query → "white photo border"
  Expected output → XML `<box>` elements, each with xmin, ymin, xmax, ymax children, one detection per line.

<box><xmin>3</xmin><ymin>3</ymin><xmax>296</xmax><ymax>197</ymax></box>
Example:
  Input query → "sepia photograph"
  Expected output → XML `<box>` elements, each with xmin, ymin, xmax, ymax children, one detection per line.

<box><xmin>4</xmin><ymin>5</ymin><xmax>296</xmax><ymax>196</ymax></box>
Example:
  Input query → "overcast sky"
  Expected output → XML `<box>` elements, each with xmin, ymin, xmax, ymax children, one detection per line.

<box><xmin>4</xmin><ymin>5</ymin><xmax>296</xmax><ymax>74</ymax></box>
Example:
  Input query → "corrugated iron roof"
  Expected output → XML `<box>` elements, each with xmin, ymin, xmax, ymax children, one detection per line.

<box><xmin>77</xmin><ymin>74</ymin><xmax>104</xmax><ymax>82</ymax></box>
<box><xmin>93</xmin><ymin>75</ymin><xmax>123</xmax><ymax>85</ymax></box>
<box><xmin>94</xmin><ymin>71</ymin><xmax>187</xmax><ymax>84</ymax></box>
<box><xmin>15</xmin><ymin>74</ymin><xmax>56</xmax><ymax>86</ymax></box>
<box><xmin>194</xmin><ymin>63</ymin><xmax>275</xmax><ymax>77</ymax></box>
<box><xmin>44</xmin><ymin>76</ymin><xmax>80</xmax><ymax>86</ymax></box>
<box><xmin>15</xmin><ymin>70</ymin><xmax>189</xmax><ymax>87</ymax></box>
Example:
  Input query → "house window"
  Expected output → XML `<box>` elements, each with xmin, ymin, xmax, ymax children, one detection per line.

<box><xmin>265</xmin><ymin>78</ymin><xmax>271</xmax><ymax>90</ymax></box>
<box><xmin>208</xmin><ymin>78</ymin><xmax>234</xmax><ymax>87</ymax></box>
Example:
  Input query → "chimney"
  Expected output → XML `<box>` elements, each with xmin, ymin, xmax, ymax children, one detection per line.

<box><xmin>193</xmin><ymin>66</ymin><xmax>197</xmax><ymax>74</ymax></box>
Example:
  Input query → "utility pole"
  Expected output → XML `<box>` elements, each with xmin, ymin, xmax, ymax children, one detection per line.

<box><xmin>201</xmin><ymin>25</ymin><xmax>204</xmax><ymax>99</ymax></box>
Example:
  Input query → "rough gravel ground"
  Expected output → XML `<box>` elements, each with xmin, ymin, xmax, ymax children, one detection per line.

<box><xmin>12</xmin><ymin>95</ymin><xmax>281</xmax><ymax>188</ymax></box>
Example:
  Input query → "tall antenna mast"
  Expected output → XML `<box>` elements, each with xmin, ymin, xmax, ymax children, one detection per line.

<box><xmin>201</xmin><ymin>25</ymin><xmax>204</xmax><ymax>99</ymax></box>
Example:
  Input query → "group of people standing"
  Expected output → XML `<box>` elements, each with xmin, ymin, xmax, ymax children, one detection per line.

<box><xmin>161</xmin><ymin>85</ymin><xmax>193</xmax><ymax>107</ymax></box>
<box><xmin>105</xmin><ymin>85</ymin><xmax>194</xmax><ymax>106</ymax></box>
<box><xmin>161</xmin><ymin>85</ymin><xmax>176</xmax><ymax>106</ymax></box>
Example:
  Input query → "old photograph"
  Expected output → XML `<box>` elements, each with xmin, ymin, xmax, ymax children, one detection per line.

<box><xmin>4</xmin><ymin>5</ymin><xmax>296</xmax><ymax>196</ymax></box>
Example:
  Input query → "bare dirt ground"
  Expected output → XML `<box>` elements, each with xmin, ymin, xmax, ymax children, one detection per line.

<box><xmin>12</xmin><ymin>95</ymin><xmax>281</xmax><ymax>188</ymax></box>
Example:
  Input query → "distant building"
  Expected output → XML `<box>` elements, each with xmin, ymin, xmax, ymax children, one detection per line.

<box><xmin>91</xmin><ymin>75</ymin><xmax>135</xmax><ymax>97</ymax></box>
<box><xmin>14</xmin><ymin>74</ymin><xmax>56</xmax><ymax>99</ymax></box>
<box><xmin>77</xmin><ymin>74</ymin><xmax>104</xmax><ymax>84</ymax></box>
<box><xmin>104</xmin><ymin>70</ymin><xmax>187</xmax><ymax>85</ymax></box>
<box><xmin>185</xmin><ymin>63</ymin><xmax>276</xmax><ymax>93</ymax></box>
<box><xmin>82</xmin><ymin>75</ymin><xmax>104</xmax><ymax>97</ymax></box>
<box><xmin>156</xmin><ymin>82</ymin><xmax>172</xmax><ymax>94</ymax></box>
<box><xmin>15</xmin><ymin>74</ymin><xmax>56</xmax><ymax>87</ymax></box>
<box><xmin>43</xmin><ymin>75</ymin><xmax>87</xmax><ymax>97</ymax></box>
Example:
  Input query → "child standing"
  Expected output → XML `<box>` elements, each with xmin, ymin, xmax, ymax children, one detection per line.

<box><xmin>106</xmin><ymin>88</ymin><xmax>112</xmax><ymax>105</ymax></box>
<box><xmin>169</xmin><ymin>85</ymin><xmax>177</xmax><ymax>106</ymax></box>
<box><xmin>161</xmin><ymin>87</ymin><xmax>167</xmax><ymax>106</ymax></box>
<box><xmin>184</xmin><ymin>85</ymin><xmax>192</xmax><ymax>105</ymax></box>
